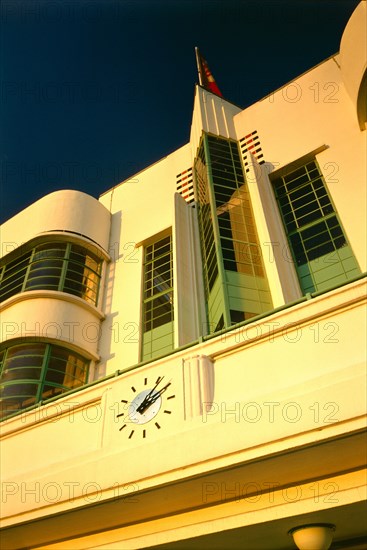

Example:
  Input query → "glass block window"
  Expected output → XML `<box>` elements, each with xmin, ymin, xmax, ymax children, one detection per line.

<box><xmin>0</xmin><ymin>241</ymin><xmax>102</xmax><ymax>306</ymax></box>
<box><xmin>273</xmin><ymin>160</ymin><xmax>360</xmax><ymax>293</ymax></box>
<box><xmin>142</xmin><ymin>234</ymin><xmax>174</xmax><ymax>360</ymax></box>
<box><xmin>0</xmin><ymin>342</ymin><xmax>89</xmax><ymax>420</ymax></box>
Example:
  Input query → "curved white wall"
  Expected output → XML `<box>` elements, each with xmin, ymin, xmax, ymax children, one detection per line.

<box><xmin>340</xmin><ymin>1</ymin><xmax>367</xmax><ymax>127</ymax></box>
<box><xmin>0</xmin><ymin>293</ymin><xmax>103</xmax><ymax>359</ymax></box>
<box><xmin>1</xmin><ymin>190</ymin><xmax>111</xmax><ymax>258</ymax></box>
<box><xmin>0</xmin><ymin>191</ymin><xmax>111</xmax><ymax>362</ymax></box>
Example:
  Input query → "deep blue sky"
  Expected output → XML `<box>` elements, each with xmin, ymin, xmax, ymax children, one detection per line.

<box><xmin>0</xmin><ymin>0</ymin><xmax>360</xmax><ymax>223</ymax></box>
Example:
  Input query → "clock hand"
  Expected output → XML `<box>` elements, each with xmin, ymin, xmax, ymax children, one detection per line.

<box><xmin>136</xmin><ymin>382</ymin><xmax>171</xmax><ymax>414</ymax></box>
<box><xmin>143</xmin><ymin>382</ymin><xmax>171</xmax><ymax>406</ymax></box>
<box><xmin>136</xmin><ymin>395</ymin><xmax>157</xmax><ymax>415</ymax></box>
<box><xmin>155</xmin><ymin>381</ymin><xmax>171</xmax><ymax>397</ymax></box>
<box><xmin>136</xmin><ymin>377</ymin><xmax>165</xmax><ymax>414</ymax></box>
<box><xmin>136</xmin><ymin>390</ymin><xmax>159</xmax><ymax>414</ymax></box>
<box><xmin>145</xmin><ymin>376</ymin><xmax>164</xmax><ymax>402</ymax></box>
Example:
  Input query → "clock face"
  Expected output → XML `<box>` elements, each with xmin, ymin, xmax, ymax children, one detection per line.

<box><xmin>116</xmin><ymin>375</ymin><xmax>175</xmax><ymax>439</ymax></box>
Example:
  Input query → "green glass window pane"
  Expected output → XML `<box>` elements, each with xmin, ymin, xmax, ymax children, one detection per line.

<box><xmin>316</xmin><ymin>188</ymin><xmax>328</xmax><ymax>199</ymax></box>
<box><xmin>1</xmin><ymin>251</ymin><xmax>32</xmax><ymax>275</ymax></box>
<box><xmin>41</xmin><ymin>384</ymin><xmax>65</xmax><ymax>400</ymax></box>
<box><xmin>273</xmin><ymin>160</ymin><xmax>360</xmax><ymax>294</ymax></box>
<box><xmin>143</xmin><ymin>234</ymin><xmax>174</xmax><ymax>350</ymax></box>
<box><xmin>35</xmin><ymin>242</ymin><xmax>66</xmax><ymax>254</ymax></box>
<box><xmin>28</xmin><ymin>263</ymin><xmax>63</xmax><ymax>276</ymax></box>
<box><xmin>0</xmin><ymin>392</ymin><xmax>38</xmax><ymax>416</ymax></box>
<box><xmin>0</xmin><ymin>382</ymin><xmax>39</xmax><ymax>418</ymax></box>
<box><xmin>0</xmin><ymin>382</ymin><xmax>39</xmax><ymax>398</ymax></box>
<box><xmin>2</xmin><ymin>353</ymin><xmax>44</xmax><ymax>370</ymax></box>
<box><xmin>286</xmin><ymin>173</ymin><xmax>310</xmax><ymax>191</ymax></box>
<box><xmin>230</xmin><ymin>310</ymin><xmax>246</xmax><ymax>324</ymax></box>
<box><xmin>0</xmin><ymin>241</ymin><xmax>101</xmax><ymax>305</ymax></box>
<box><xmin>300</xmin><ymin>221</ymin><xmax>327</xmax><ymax>241</ymax></box>
<box><xmin>1</xmin><ymin>367</ymin><xmax>43</xmax><ymax>382</ymax></box>
<box><xmin>26</xmin><ymin>256</ymin><xmax>63</xmax><ymax>290</ymax></box>
<box><xmin>0</xmin><ymin>283</ymin><xmax>24</xmax><ymax>301</ymax></box>
<box><xmin>45</xmin><ymin>368</ymin><xmax>68</xmax><ymax>385</ymax></box>
<box><xmin>218</xmin><ymin>225</ymin><xmax>233</xmax><ymax>239</ymax></box>
<box><xmin>283</xmin><ymin>166</ymin><xmax>306</xmax><ymax>184</ymax></box>
<box><xmin>289</xmin><ymin>184</ymin><xmax>313</xmax><ymax>202</ymax></box>
<box><xmin>0</xmin><ymin>250</ymin><xmax>32</xmax><ymax>301</ymax></box>
<box><xmin>312</xmin><ymin>178</ymin><xmax>324</xmax><ymax>190</ymax></box>
<box><xmin>293</xmin><ymin>190</ymin><xmax>317</xmax><ymax>211</ymax></box>
<box><xmin>25</xmin><ymin>278</ymin><xmax>60</xmax><ymax>290</ymax></box>
<box><xmin>307</xmin><ymin>241</ymin><xmax>335</xmax><ymax>260</ymax></box>
<box><xmin>322</xmin><ymin>205</ymin><xmax>334</xmax><ymax>215</ymax></box>
<box><xmin>4</xmin><ymin>343</ymin><xmax>45</xmax><ymax>360</ymax></box>
<box><xmin>47</xmin><ymin>356</ymin><xmax>68</xmax><ymax>372</ymax></box>
<box><xmin>297</xmin><ymin>209</ymin><xmax>323</xmax><ymax>228</ymax></box>
<box><xmin>0</xmin><ymin>342</ymin><xmax>89</xmax><ymax>420</ymax></box>
<box><xmin>289</xmin><ymin>234</ymin><xmax>307</xmax><ymax>265</ymax></box>
<box><xmin>334</xmin><ymin>236</ymin><xmax>347</xmax><ymax>249</ymax></box>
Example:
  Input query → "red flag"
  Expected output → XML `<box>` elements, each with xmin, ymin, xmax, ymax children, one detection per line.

<box><xmin>195</xmin><ymin>48</ymin><xmax>223</xmax><ymax>98</ymax></box>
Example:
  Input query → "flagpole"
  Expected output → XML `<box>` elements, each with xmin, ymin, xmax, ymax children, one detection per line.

<box><xmin>195</xmin><ymin>47</ymin><xmax>203</xmax><ymax>86</ymax></box>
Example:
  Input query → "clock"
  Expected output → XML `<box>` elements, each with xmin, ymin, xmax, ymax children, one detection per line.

<box><xmin>116</xmin><ymin>375</ymin><xmax>175</xmax><ymax>439</ymax></box>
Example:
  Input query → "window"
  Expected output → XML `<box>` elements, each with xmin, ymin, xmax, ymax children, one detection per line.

<box><xmin>0</xmin><ymin>342</ymin><xmax>89</xmax><ymax>420</ymax></box>
<box><xmin>141</xmin><ymin>234</ymin><xmax>174</xmax><ymax>360</ymax></box>
<box><xmin>194</xmin><ymin>134</ymin><xmax>273</xmax><ymax>332</ymax></box>
<box><xmin>273</xmin><ymin>160</ymin><xmax>360</xmax><ymax>293</ymax></box>
<box><xmin>195</xmin><ymin>145</ymin><xmax>219</xmax><ymax>293</ymax></box>
<box><xmin>0</xmin><ymin>241</ymin><xmax>102</xmax><ymax>306</ymax></box>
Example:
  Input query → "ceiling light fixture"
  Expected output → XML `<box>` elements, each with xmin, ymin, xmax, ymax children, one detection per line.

<box><xmin>288</xmin><ymin>523</ymin><xmax>336</xmax><ymax>550</ymax></box>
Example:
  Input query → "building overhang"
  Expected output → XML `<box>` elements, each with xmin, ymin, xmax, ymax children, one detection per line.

<box><xmin>1</xmin><ymin>427</ymin><xmax>366</xmax><ymax>549</ymax></box>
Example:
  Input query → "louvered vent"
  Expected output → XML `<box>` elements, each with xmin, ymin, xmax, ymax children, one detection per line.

<box><xmin>176</xmin><ymin>167</ymin><xmax>195</xmax><ymax>204</ymax></box>
<box><xmin>239</xmin><ymin>131</ymin><xmax>265</xmax><ymax>173</ymax></box>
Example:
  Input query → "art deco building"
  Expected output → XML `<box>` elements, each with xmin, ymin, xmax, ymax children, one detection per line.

<box><xmin>1</xmin><ymin>3</ymin><xmax>366</xmax><ymax>549</ymax></box>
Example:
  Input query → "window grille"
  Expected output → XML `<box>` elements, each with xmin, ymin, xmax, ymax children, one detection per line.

<box><xmin>0</xmin><ymin>242</ymin><xmax>102</xmax><ymax>306</ymax></box>
<box><xmin>272</xmin><ymin>160</ymin><xmax>360</xmax><ymax>293</ymax></box>
<box><xmin>176</xmin><ymin>168</ymin><xmax>195</xmax><ymax>204</ymax></box>
<box><xmin>239</xmin><ymin>130</ymin><xmax>265</xmax><ymax>174</ymax></box>
<box><xmin>141</xmin><ymin>234</ymin><xmax>174</xmax><ymax>360</ymax></box>
<box><xmin>0</xmin><ymin>342</ymin><xmax>89</xmax><ymax>420</ymax></box>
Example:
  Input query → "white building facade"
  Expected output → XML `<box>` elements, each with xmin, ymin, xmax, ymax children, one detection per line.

<box><xmin>1</xmin><ymin>3</ymin><xmax>366</xmax><ymax>549</ymax></box>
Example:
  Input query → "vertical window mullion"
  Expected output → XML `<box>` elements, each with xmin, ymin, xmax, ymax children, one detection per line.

<box><xmin>21</xmin><ymin>247</ymin><xmax>36</xmax><ymax>291</ymax></box>
<box><xmin>59</xmin><ymin>243</ymin><xmax>71</xmax><ymax>292</ymax></box>
<box><xmin>0</xmin><ymin>347</ymin><xmax>8</xmax><ymax>377</ymax></box>
<box><xmin>36</xmin><ymin>343</ymin><xmax>50</xmax><ymax>403</ymax></box>
<box><xmin>230</xmin><ymin>142</ymin><xmax>240</xmax><ymax>191</ymax></box>
<box><xmin>94</xmin><ymin>261</ymin><xmax>102</xmax><ymax>307</ymax></box>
